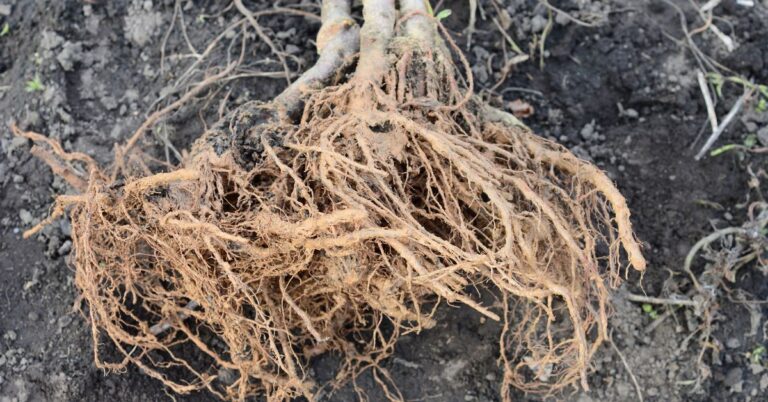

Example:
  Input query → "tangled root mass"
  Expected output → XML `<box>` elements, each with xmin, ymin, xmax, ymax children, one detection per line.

<box><xmin>16</xmin><ymin>3</ymin><xmax>645</xmax><ymax>401</ymax></box>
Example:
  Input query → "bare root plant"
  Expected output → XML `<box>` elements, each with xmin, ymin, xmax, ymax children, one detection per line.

<box><xmin>15</xmin><ymin>0</ymin><xmax>646</xmax><ymax>400</ymax></box>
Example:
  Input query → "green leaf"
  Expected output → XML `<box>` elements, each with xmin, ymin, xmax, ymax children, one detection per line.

<box><xmin>435</xmin><ymin>9</ymin><xmax>452</xmax><ymax>21</ymax></box>
<box><xmin>25</xmin><ymin>75</ymin><xmax>44</xmax><ymax>92</ymax></box>
<box><xmin>751</xmin><ymin>345</ymin><xmax>766</xmax><ymax>364</ymax></box>
<box><xmin>641</xmin><ymin>303</ymin><xmax>658</xmax><ymax>319</ymax></box>
<box><xmin>425</xmin><ymin>0</ymin><xmax>434</xmax><ymax>16</ymax></box>
<box><xmin>715</xmin><ymin>82</ymin><xmax>724</xmax><ymax>97</ymax></box>
<box><xmin>707</xmin><ymin>73</ymin><xmax>725</xmax><ymax>97</ymax></box>
<box><xmin>758</xmin><ymin>98</ymin><xmax>768</xmax><ymax>113</ymax></box>
<box><xmin>759</xmin><ymin>85</ymin><xmax>768</xmax><ymax>99</ymax></box>
<box><xmin>744</xmin><ymin>134</ymin><xmax>758</xmax><ymax>147</ymax></box>
<box><xmin>642</xmin><ymin>304</ymin><xmax>654</xmax><ymax>313</ymax></box>
<box><xmin>0</xmin><ymin>23</ymin><xmax>9</xmax><ymax>37</ymax></box>
<box><xmin>706</xmin><ymin>72</ymin><xmax>723</xmax><ymax>85</ymax></box>
<box><xmin>710</xmin><ymin>144</ymin><xmax>739</xmax><ymax>157</ymax></box>
<box><xmin>726</xmin><ymin>75</ymin><xmax>750</xmax><ymax>87</ymax></box>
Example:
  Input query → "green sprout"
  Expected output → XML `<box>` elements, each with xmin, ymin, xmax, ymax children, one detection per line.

<box><xmin>0</xmin><ymin>23</ymin><xmax>9</xmax><ymax>37</ymax></box>
<box><xmin>25</xmin><ymin>74</ymin><xmax>45</xmax><ymax>92</ymax></box>
<box><xmin>750</xmin><ymin>345</ymin><xmax>766</xmax><ymax>365</ymax></box>
<box><xmin>744</xmin><ymin>134</ymin><xmax>758</xmax><ymax>147</ymax></box>
<box><xmin>758</xmin><ymin>84</ymin><xmax>768</xmax><ymax>99</ymax></box>
<box><xmin>710</xmin><ymin>144</ymin><xmax>739</xmax><ymax>157</ymax></box>
<box><xmin>707</xmin><ymin>73</ymin><xmax>768</xmax><ymax>112</ymax></box>
<box><xmin>425</xmin><ymin>1</ymin><xmax>451</xmax><ymax>21</ymax></box>
<box><xmin>757</xmin><ymin>84</ymin><xmax>768</xmax><ymax>112</ymax></box>
<box><xmin>435</xmin><ymin>9</ymin><xmax>452</xmax><ymax>21</ymax></box>
<box><xmin>641</xmin><ymin>303</ymin><xmax>659</xmax><ymax>319</ymax></box>
<box><xmin>710</xmin><ymin>134</ymin><xmax>759</xmax><ymax>157</ymax></box>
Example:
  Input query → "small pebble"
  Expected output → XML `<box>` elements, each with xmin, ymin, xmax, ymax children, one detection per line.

<box><xmin>530</xmin><ymin>15</ymin><xmax>547</xmax><ymax>33</ymax></box>
<box><xmin>275</xmin><ymin>28</ymin><xmax>296</xmax><ymax>40</ymax></box>
<box><xmin>580</xmin><ymin>120</ymin><xmax>597</xmax><ymax>141</ymax></box>
<box><xmin>285</xmin><ymin>44</ymin><xmax>301</xmax><ymax>54</ymax></box>
<box><xmin>60</xmin><ymin>219</ymin><xmax>72</xmax><ymax>237</ymax></box>
<box><xmin>19</xmin><ymin>209</ymin><xmax>33</xmax><ymax>225</ymax></box>
<box><xmin>58</xmin><ymin>240</ymin><xmax>72</xmax><ymax>255</ymax></box>
<box><xmin>624</xmin><ymin>108</ymin><xmax>639</xmax><ymax>118</ymax></box>
<box><xmin>724</xmin><ymin>367</ymin><xmax>743</xmax><ymax>388</ymax></box>
<box><xmin>217</xmin><ymin>368</ymin><xmax>237</xmax><ymax>386</ymax></box>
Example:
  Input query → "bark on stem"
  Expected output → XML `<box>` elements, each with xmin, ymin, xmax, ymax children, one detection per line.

<box><xmin>274</xmin><ymin>0</ymin><xmax>359</xmax><ymax>117</ymax></box>
<box><xmin>400</xmin><ymin>0</ymin><xmax>433</xmax><ymax>46</ymax></box>
<box><xmin>317</xmin><ymin>0</ymin><xmax>355</xmax><ymax>52</ymax></box>
<box><xmin>355</xmin><ymin>0</ymin><xmax>396</xmax><ymax>84</ymax></box>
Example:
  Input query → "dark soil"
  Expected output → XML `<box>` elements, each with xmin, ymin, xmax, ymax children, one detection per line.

<box><xmin>1</xmin><ymin>1</ymin><xmax>767</xmax><ymax>401</ymax></box>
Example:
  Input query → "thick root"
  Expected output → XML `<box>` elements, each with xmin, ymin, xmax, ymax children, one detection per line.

<box><xmin>16</xmin><ymin>2</ymin><xmax>645</xmax><ymax>401</ymax></box>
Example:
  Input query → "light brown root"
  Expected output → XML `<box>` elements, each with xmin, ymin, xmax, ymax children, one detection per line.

<box><xmin>274</xmin><ymin>0</ymin><xmax>359</xmax><ymax>118</ymax></box>
<box><xmin>16</xmin><ymin>2</ymin><xmax>646</xmax><ymax>401</ymax></box>
<box><xmin>11</xmin><ymin>124</ymin><xmax>96</xmax><ymax>192</ymax></box>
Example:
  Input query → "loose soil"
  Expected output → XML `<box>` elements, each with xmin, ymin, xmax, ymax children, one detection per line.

<box><xmin>0</xmin><ymin>1</ymin><xmax>767</xmax><ymax>401</ymax></box>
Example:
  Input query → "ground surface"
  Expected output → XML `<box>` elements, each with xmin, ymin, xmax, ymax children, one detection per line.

<box><xmin>1</xmin><ymin>0</ymin><xmax>767</xmax><ymax>401</ymax></box>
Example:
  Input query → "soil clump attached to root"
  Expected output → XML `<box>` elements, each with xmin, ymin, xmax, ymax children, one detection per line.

<box><xmin>14</xmin><ymin>0</ymin><xmax>646</xmax><ymax>400</ymax></box>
